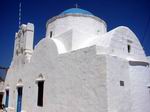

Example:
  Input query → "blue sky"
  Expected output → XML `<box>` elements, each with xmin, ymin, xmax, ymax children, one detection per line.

<box><xmin>0</xmin><ymin>0</ymin><xmax>150</xmax><ymax>67</ymax></box>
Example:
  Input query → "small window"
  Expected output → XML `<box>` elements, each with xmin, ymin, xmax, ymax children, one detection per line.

<box><xmin>120</xmin><ymin>81</ymin><xmax>124</xmax><ymax>86</ymax></box>
<box><xmin>37</xmin><ymin>81</ymin><xmax>44</xmax><ymax>107</ymax></box>
<box><xmin>5</xmin><ymin>90</ymin><xmax>9</xmax><ymax>107</ymax></box>
<box><xmin>50</xmin><ymin>31</ymin><xmax>53</xmax><ymax>38</ymax></box>
<box><xmin>127</xmin><ymin>44</ymin><xmax>131</xmax><ymax>53</ymax></box>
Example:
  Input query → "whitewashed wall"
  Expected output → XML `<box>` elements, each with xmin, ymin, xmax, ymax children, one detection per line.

<box><xmin>5</xmin><ymin>38</ymin><xmax>108</xmax><ymax>112</ymax></box>
<box><xmin>106</xmin><ymin>56</ymin><xmax>131</xmax><ymax>112</ymax></box>
<box><xmin>129</xmin><ymin>63</ymin><xmax>150</xmax><ymax>112</ymax></box>
<box><xmin>46</xmin><ymin>15</ymin><xmax>106</xmax><ymax>38</ymax></box>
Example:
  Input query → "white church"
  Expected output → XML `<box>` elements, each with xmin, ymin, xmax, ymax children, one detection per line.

<box><xmin>3</xmin><ymin>8</ymin><xmax>150</xmax><ymax>112</ymax></box>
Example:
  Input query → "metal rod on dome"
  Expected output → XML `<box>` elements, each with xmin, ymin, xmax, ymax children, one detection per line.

<box><xmin>19</xmin><ymin>2</ymin><xmax>22</xmax><ymax>28</ymax></box>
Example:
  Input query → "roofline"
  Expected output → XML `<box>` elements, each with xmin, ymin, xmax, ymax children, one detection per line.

<box><xmin>46</xmin><ymin>14</ymin><xmax>107</xmax><ymax>29</ymax></box>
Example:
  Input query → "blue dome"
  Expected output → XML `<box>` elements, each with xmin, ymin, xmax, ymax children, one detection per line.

<box><xmin>60</xmin><ymin>8</ymin><xmax>93</xmax><ymax>15</ymax></box>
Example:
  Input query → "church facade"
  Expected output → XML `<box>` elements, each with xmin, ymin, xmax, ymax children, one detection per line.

<box><xmin>3</xmin><ymin>8</ymin><xmax>150</xmax><ymax>112</ymax></box>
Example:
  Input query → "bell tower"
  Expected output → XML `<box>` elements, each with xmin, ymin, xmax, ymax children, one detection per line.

<box><xmin>12</xmin><ymin>23</ymin><xmax>34</xmax><ymax>66</ymax></box>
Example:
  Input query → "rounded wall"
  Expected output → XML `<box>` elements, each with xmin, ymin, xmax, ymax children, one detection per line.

<box><xmin>107</xmin><ymin>26</ymin><xmax>146</xmax><ymax>61</ymax></box>
<box><xmin>46</xmin><ymin>14</ymin><xmax>107</xmax><ymax>37</ymax></box>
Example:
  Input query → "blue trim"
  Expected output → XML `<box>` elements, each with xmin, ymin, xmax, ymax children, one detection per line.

<box><xmin>17</xmin><ymin>87</ymin><xmax>23</xmax><ymax>112</ymax></box>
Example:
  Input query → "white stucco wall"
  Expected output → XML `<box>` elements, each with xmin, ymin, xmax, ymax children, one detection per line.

<box><xmin>46</xmin><ymin>14</ymin><xmax>106</xmax><ymax>38</ymax></box>
<box><xmin>94</xmin><ymin>26</ymin><xmax>146</xmax><ymax>61</ymax></box>
<box><xmin>129</xmin><ymin>63</ymin><xmax>150</xmax><ymax>112</ymax></box>
<box><xmin>51</xmin><ymin>29</ymin><xmax>100</xmax><ymax>54</ymax></box>
<box><xmin>5</xmin><ymin>38</ymin><xmax>108</xmax><ymax>112</ymax></box>
<box><xmin>106</xmin><ymin>56</ymin><xmax>131</xmax><ymax>112</ymax></box>
<box><xmin>47</xmin><ymin>24</ymin><xmax>147</xmax><ymax>64</ymax></box>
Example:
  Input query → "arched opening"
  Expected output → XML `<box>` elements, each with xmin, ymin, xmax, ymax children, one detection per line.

<box><xmin>5</xmin><ymin>89</ymin><xmax>9</xmax><ymax>108</ymax></box>
<box><xmin>37</xmin><ymin>81</ymin><xmax>44</xmax><ymax>107</ymax></box>
<box><xmin>16</xmin><ymin>79</ymin><xmax>23</xmax><ymax>112</ymax></box>
<box><xmin>4</xmin><ymin>84</ymin><xmax>10</xmax><ymax>108</ymax></box>
<box><xmin>17</xmin><ymin>87</ymin><xmax>23</xmax><ymax>112</ymax></box>
<box><xmin>36</xmin><ymin>74</ymin><xmax>45</xmax><ymax>107</ymax></box>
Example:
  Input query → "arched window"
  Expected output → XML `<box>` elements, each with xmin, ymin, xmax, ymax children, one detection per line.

<box><xmin>17</xmin><ymin>87</ymin><xmax>23</xmax><ymax>112</ymax></box>
<box><xmin>5</xmin><ymin>84</ymin><xmax>10</xmax><ymax>108</ymax></box>
<box><xmin>16</xmin><ymin>79</ymin><xmax>23</xmax><ymax>112</ymax></box>
<box><xmin>36</xmin><ymin>74</ymin><xmax>45</xmax><ymax>107</ymax></box>
<box><xmin>5</xmin><ymin>89</ymin><xmax>9</xmax><ymax>108</ymax></box>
